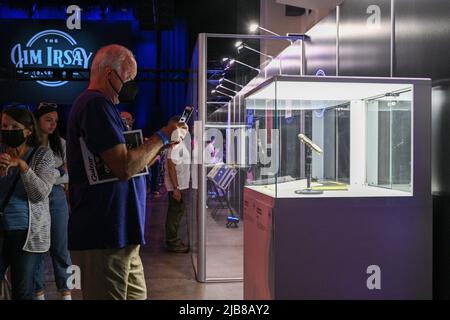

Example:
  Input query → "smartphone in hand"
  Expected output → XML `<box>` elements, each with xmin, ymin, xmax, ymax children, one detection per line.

<box><xmin>179</xmin><ymin>106</ymin><xmax>194</xmax><ymax>123</ymax></box>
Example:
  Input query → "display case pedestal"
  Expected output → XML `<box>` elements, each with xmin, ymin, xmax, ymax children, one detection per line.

<box><xmin>243</xmin><ymin>187</ymin><xmax>432</xmax><ymax>299</ymax></box>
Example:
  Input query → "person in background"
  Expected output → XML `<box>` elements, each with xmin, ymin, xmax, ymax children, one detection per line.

<box><xmin>163</xmin><ymin>116</ymin><xmax>190</xmax><ymax>253</ymax></box>
<box><xmin>33</xmin><ymin>102</ymin><xmax>72</xmax><ymax>300</ymax></box>
<box><xmin>120</xmin><ymin>111</ymin><xmax>134</xmax><ymax>131</ymax></box>
<box><xmin>66</xmin><ymin>44</ymin><xmax>187</xmax><ymax>300</ymax></box>
<box><xmin>0</xmin><ymin>104</ymin><xmax>55</xmax><ymax>300</ymax></box>
<box><xmin>205</xmin><ymin>136</ymin><xmax>219</xmax><ymax>164</ymax></box>
<box><xmin>150</xmin><ymin>155</ymin><xmax>161</xmax><ymax>197</ymax></box>
<box><xmin>205</xmin><ymin>136</ymin><xmax>220</xmax><ymax>203</ymax></box>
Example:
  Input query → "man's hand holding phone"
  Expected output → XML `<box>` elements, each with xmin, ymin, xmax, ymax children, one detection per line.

<box><xmin>155</xmin><ymin>106</ymin><xmax>192</xmax><ymax>148</ymax></box>
<box><xmin>170</xmin><ymin>122</ymin><xmax>188</xmax><ymax>144</ymax></box>
<box><xmin>169</xmin><ymin>106</ymin><xmax>192</xmax><ymax>144</ymax></box>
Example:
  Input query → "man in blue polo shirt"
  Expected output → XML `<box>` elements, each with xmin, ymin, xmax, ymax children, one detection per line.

<box><xmin>67</xmin><ymin>44</ymin><xmax>186</xmax><ymax>300</ymax></box>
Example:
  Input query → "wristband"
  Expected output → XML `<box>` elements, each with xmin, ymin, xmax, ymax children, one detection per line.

<box><xmin>155</xmin><ymin>130</ymin><xmax>170</xmax><ymax>146</ymax></box>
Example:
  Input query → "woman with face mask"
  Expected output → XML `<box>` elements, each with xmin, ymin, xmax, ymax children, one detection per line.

<box><xmin>0</xmin><ymin>104</ymin><xmax>56</xmax><ymax>300</ymax></box>
<box><xmin>33</xmin><ymin>103</ymin><xmax>72</xmax><ymax>300</ymax></box>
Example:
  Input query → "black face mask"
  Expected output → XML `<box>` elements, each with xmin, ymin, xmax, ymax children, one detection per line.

<box><xmin>109</xmin><ymin>70</ymin><xmax>139</xmax><ymax>104</ymax></box>
<box><xmin>1</xmin><ymin>129</ymin><xmax>26</xmax><ymax>148</ymax></box>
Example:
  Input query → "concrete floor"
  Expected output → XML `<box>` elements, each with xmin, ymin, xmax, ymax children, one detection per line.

<box><xmin>42</xmin><ymin>190</ymin><xmax>243</xmax><ymax>300</ymax></box>
<box><xmin>205</xmin><ymin>209</ymin><xmax>244</xmax><ymax>280</ymax></box>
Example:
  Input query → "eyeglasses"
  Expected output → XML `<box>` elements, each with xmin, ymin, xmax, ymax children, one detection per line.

<box><xmin>37</xmin><ymin>102</ymin><xmax>58</xmax><ymax>110</ymax></box>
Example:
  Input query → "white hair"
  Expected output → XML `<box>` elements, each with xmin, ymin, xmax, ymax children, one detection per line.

<box><xmin>90</xmin><ymin>44</ymin><xmax>135</xmax><ymax>78</ymax></box>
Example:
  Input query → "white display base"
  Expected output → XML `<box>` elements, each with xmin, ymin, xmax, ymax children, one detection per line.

<box><xmin>245</xmin><ymin>179</ymin><xmax>412</xmax><ymax>198</ymax></box>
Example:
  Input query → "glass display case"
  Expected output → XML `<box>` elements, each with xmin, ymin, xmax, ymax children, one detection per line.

<box><xmin>187</xmin><ymin>33</ymin><xmax>304</xmax><ymax>283</ymax></box>
<box><xmin>241</xmin><ymin>75</ymin><xmax>431</xmax><ymax>300</ymax></box>
<box><xmin>244</xmin><ymin>75</ymin><xmax>417</xmax><ymax>198</ymax></box>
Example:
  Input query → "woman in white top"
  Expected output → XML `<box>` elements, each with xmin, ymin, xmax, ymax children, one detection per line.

<box><xmin>34</xmin><ymin>103</ymin><xmax>72</xmax><ymax>300</ymax></box>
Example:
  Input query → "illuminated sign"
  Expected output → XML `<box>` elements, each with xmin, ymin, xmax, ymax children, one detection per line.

<box><xmin>315</xmin><ymin>69</ymin><xmax>326</xmax><ymax>77</ymax></box>
<box><xmin>10</xmin><ymin>29</ymin><xmax>93</xmax><ymax>87</ymax></box>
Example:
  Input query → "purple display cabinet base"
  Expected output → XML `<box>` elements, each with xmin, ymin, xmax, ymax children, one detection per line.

<box><xmin>244</xmin><ymin>188</ymin><xmax>432</xmax><ymax>300</ymax></box>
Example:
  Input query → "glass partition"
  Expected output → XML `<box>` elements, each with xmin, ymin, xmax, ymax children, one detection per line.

<box><xmin>242</xmin><ymin>84</ymin><xmax>277</xmax><ymax>198</ymax></box>
<box><xmin>186</xmin><ymin>40</ymin><xmax>199</xmax><ymax>277</ymax></box>
<box><xmin>366</xmin><ymin>89</ymin><xmax>412</xmax><ymax>192</ymax></box>
<box><xmin>188</xmin><ymin>33</ymin><xmax>417</xmax><ymax>283</ymax></box>
<box><xmin>188</xmin><ymin>34</ymin><xmax>305</xmax><ymax>282</ymax></box>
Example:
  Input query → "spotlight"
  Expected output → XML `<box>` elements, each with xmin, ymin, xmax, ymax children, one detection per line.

<box><xmin>223</xmin><ymin>57</ymin><xmax>236</xmax><ymax>64</ymax></box>
<box><xmin>248</xmin><ymin>23</ymin><xmax>281</xmax><ymax>37</ymax></box>
<box><xmin>222</xmin><ymin>57</ymin><xmax>260</xmax><ymax>73</ymax></box>
<box><xmin>236</xmin><ymin>42</ymin><xmax>273</xmax><ymax>60</ymax></box>
<box><xmin>216</xmin><ymin>84</ymin><xmax>238</xmax><ymax>94</ymax></box>
<box><xmin>211</xmin><ymin>89</ymin><xmax>234</xmax><ymax>99</ymax></box>
<box><xmin>235</xmin><ymin>41</ymin><xmax>243</xmax><ymax>48</ymax></box>
<box><xmin>248</xmin><ymin>22</ymin><xmax>298</xmax><ymax>44</ymax></box>
<box><xmin>249</xmin><ymin>23</ymin><xmax>259</xmax><ymax>33</ymax></box>
<box><xmin>220</xmin><ymin>77</ymin><xmax>244</xmax><ymax>89</ymax></box>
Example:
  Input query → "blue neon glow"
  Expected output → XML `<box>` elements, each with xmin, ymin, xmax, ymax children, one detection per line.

<box><xmin>27</xmin><ymin>29</ymin><xmax>77</xmax><ymax>46</ymax></box>
<box><xmin>0</xmin><ymin>6</ymin><xmax>135</xmax><ymax>21</ymax></box>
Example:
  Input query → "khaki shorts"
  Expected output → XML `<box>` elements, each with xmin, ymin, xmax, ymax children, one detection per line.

<box><xmin>71</xmin><ymin>245</ymin><xmax>147</xmax><ymax>300</ymax></box>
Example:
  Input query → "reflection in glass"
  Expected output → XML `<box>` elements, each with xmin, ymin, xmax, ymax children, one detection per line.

<box><xmin>366</xmin><ymin>90</ymin><xmax>412</xmax><ymax>192</ymax></box>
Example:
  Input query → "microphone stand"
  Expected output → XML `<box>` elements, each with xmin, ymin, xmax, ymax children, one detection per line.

<box><xmin>295</xmin><ymin>146</ymin><xmax>323</xmax><ymax>195</ymax></box>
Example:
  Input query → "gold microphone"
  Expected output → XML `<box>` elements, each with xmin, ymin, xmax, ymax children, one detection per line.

<box><xmin>298</xmin><ymin>133</ymin><xmax>323</xmax><ymax>155</ymax></box>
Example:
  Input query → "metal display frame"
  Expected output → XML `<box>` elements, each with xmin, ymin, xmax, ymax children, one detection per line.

<box><xmin>193</xmin><ymin>33</ymin><xmax>307</xmax><ymax>283</ymax></box>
